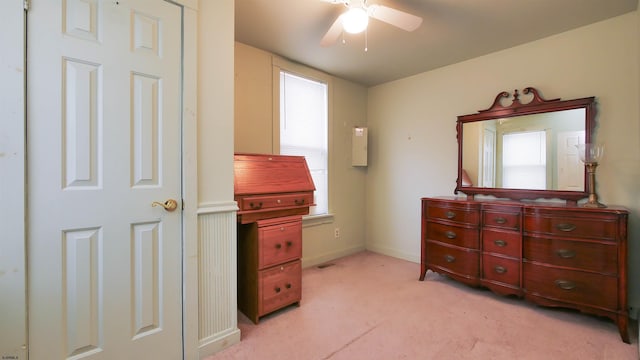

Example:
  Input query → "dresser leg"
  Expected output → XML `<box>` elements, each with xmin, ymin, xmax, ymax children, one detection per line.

<box><xmin>617</xmin><ymin>315</ymin><xmax>630</xmax><ymax>344</ymax></box>
<box><xmin>419</xmin><ymin>265</ymin><xmax>427</xmax><ymax>281</ymax></box>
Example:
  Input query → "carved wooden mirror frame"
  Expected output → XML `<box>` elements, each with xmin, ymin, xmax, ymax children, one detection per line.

<box><xmin>455</xmin><ymin>87</ymin><xmax>596</xmax><ymax>205</ymax></box>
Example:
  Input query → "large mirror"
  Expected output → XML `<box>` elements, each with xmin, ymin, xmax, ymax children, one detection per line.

<box><xmin>455</xmin><ymin>87</ymin><xmax>596</xmax><ymax>204</ymax></box>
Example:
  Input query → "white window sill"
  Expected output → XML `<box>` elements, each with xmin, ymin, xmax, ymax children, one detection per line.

<box><xmin>302</xmin><ymin>213</ymin><xmax>334</xmax><ymax>228</ymax></box>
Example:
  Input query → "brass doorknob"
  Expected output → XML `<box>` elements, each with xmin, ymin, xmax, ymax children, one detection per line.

<box><xmin>152</xmin><ymin>199</ymin><xmax>178</xmax><ymax>212</ymax></box>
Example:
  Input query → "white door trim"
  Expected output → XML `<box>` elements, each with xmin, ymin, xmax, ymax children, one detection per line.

<box><xmin>0</xmin><ymin>1</ymin><xmax>27</xmax><ymax>359</ymax></box>
<box><xmin>178</xmin><ymin>3</ymin><xmax>200</xmax><ymax>360</ymax></box>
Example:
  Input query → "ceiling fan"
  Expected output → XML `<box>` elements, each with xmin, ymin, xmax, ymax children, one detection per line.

<box><xmin>320</xmin><ymin>0</ymin><xmax>423</xmax><ymax>47</ymax></box>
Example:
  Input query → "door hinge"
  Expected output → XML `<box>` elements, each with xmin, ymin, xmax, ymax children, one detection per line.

<box><xmin>23</xmin><ymin>0</ymin><xmax>29</xmax><ymax>11</ymax></box>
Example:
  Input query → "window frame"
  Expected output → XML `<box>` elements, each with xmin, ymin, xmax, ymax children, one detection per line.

<box><xmin>272</xmin><ymin>57</ymin><xmax>334</xmax><ymax>224</ymax></box>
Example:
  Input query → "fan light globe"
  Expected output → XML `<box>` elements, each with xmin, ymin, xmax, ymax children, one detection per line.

<box><xmin>342</xmin><ymin>8</ymin><xmax>369</xmax><ymax>34</ymax></box>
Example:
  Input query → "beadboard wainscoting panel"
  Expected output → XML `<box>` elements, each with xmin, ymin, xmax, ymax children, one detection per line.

<box><xmin>197</xmin><ymin>202</ymin><xmax>241</xmax><ymax>356</ymax></box>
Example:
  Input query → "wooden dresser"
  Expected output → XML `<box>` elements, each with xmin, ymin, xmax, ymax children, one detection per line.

<box><xmin>234</xmin><ymin>153</ymin><xmax>315</xmax><ymax>323</ymax></box>
<box><xmin>420</xmin><ymin>197</ymin><xmax>629</xmax><ymax>343</ymax></box>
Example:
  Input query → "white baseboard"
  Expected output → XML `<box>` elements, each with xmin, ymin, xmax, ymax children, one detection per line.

<box><xmin>365</xmin><ymin>243</ymin><xmax>420</xmax><ymax>264</ymax></box>
<box><xmin>199</xmin><ymin>328</ymin><xmax>241</xmax><ymax>359</ymax></box>
<box><xmin>301</xmin><ymin>245</ymin><xmax>365</xmax><ymax>268</ymax></box>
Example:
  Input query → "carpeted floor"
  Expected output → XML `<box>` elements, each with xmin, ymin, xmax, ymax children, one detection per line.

<box><xmin>206</xmin><ymin>251</ymin><xmax>638</xmax><ymax>360</ymax></box>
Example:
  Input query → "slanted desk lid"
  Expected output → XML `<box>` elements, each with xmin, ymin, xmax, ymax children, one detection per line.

<box><xmin>234</xmin><ymin>153</ymin><xmax>316</xmax><ymax>196</ymax></box>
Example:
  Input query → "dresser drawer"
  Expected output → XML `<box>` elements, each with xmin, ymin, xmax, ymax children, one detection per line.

<box><xmin>523</xmin><ymin>211</ymin><xmax>618</xmax><ymax>241</ymax></box>
<box><xmin>259</xmin><ymin>260</ymin><xmax>302</xmax><ymax>316</ymax></box>
<box><xmin>426</xmin><ymin>222</ymin><xmax>479</xmax><ymax>249</ymax></box>
<box><xmin>483</xmin><ymin>209</ymin><xmax>520</xmax><ymax>231</ymax></box>
<box><xmin>523</xmin><ymin>263</ymin><xmax>617</xmax><ymax>309</ymax></box>
<box><xmin>483</xmin><ymin>255</ymin><xmax>519</xmax><ymax>287</ymax></box>
<box><xmin>425</xmin><ymin>201</ymin><xmax>480</xmax><ymax>225</ymax></box>
<box><xmin>259</xmin><ymin>220</ymin><xmax>302</xmax><ymax>269</ymax></box>
<box><xmin>426</xmin><ymin>241</ymin><xmax>479</xmax><ymax>277</ymax></box>
<box><xmin>482</xmin><ymin>229</ymin><xmax>521</xmax><ymax>258</ymax></box>
<box><xmin>523</xmin><ymin>236</ymin><xmax>617</xmax><ymax>274</ymax></box>
<box><xmin>239</xmin><ymin>192</ymin><xmax>313</xmax><ymax>211</ymax></box>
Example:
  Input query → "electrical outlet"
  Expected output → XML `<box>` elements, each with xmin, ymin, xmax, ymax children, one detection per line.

<box><xmin>334</xmin><ymin>227</ymin><xmax>340</xmax><ymax>238</ymax></box>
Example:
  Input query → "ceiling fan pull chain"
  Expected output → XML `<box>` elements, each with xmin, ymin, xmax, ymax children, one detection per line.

<box><xmin>364</xmin><ymin>28</ymin><xmax>368</xmax><ymax>52</ymax></box>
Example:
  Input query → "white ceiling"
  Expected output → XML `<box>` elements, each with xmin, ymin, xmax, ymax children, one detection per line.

<box><xmin>235</xmin><ymin>0</ymin><xmax>638</xmax><ymax>87</ymax></box>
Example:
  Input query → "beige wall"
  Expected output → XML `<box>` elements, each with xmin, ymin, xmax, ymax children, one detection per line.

<box><xmin>197</xmin><ymin>1</ymin><xmax>241</xmax><ymax>356</ymax></box>
<box><xmin>199</xmin><ymin>2</ymin><xmax>235</xmax><ymax>205</ymax></box>
<box><xmin>367</xmin><ymin>12</ymin><xmax>640</xmax><ymax>316</ymax></box>
<box><xmin>234</xmin><ymin>42</ymin><xmax>368</xmax><ymax>266</ymax></box>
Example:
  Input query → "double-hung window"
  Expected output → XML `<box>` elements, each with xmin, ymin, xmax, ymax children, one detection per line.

<box><xmin>279</xmin><ymin>71</ymin><xmax>329</xmax><ymax>216</ymax></box>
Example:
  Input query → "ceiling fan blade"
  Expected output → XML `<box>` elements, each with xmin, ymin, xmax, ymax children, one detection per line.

<box><xmin>320</xmin><ymin>16</ymin><xmax>343</xmax><ymax>47</ymax></box>
<box><xmin>368</xmin><ymin>4</ymin><xmax>423</xmax><ymax>32</ymax></box>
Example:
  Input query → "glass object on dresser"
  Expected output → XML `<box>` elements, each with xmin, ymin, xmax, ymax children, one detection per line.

<box><xmin>576</xmin><ymin>143</ymin><xmax>606</xmax><ymax>208</ymax></box>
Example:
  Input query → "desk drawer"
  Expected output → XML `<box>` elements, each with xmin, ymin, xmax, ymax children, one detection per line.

<box><xmin>259</xmin><ymin>220</ymin><xmax>302</xmax><ymax>269</ymax></box>
<box><xmin>259</xmin><ymin>260</ymin><xmax>301</xmax><ymax>316</ymax></box>
<box><xmin>239</xmin><ymin>192</ymin><xmax>313</xmax><ymax>211</ymax></box>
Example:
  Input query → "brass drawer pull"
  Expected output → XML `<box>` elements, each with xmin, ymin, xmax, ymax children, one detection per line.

<box><xmin>285</xmin><ymin>283</ymin><xmax>292</xmax><ymax>289</ymax></box>
<box><xmin>444</xmin><ymin>255</ymin><xmax>456</xmax><ymax>263</ymax></box>
<box><xmin>445</xmin><ymin>211</ymin><xmax>456</xmax><ymax>219</ymax></box>
<box><xmin>494</xmin><ymin>217</ymin><xmax>507</xmax><ymax>224</ymax></box>
<box><xmin>275</xmin><ymin>243</ymin><xmax>282</xmax><ymax>249</ymax></box>
<box><xmin>275</xmin><ymin>286</ymin><xmax>281</xmax><ymax>293</ymax></box>
<box><xmin>494</xmin><ymin>240</ymin><xmax>507</xmax><ymax>247</ymax></box>
<box><xmin>445</xmin><ymin>231</ymin><xmax>457</xmax><ymax>239</ymax></box>
<box><xmin>286</xmin><ymin>241</ymin><xmax>293</xmax><ymax>247</ymax></box>
<box><xmin>494</xmin><ymin>266</ymin><xmax>507</xmax><ymax>274</ymax></box>
<box><xmin>294</xmin><ymin>199</ymin><xmax>306</xmax><ymax>205</ymax></box>
<box><xmin>554</xmin><ymin>279</ymin><xmax>576</xmax><ymax>291</ymax></box>
<box><xmin>555</xmin><ymin>249</ymin><xmax>576</xmax><ymax>259</ymax></box>
<box><xmin>249</xmin><ymin>202</ymin><xmax>263</xmax><ymax>210</ymax></box>
<box><xmin>556</xmin><ymin>223</ymin><xmax>577</xmax><ymax>232</ymax></box>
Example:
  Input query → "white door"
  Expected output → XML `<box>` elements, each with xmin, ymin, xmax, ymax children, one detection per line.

<box><xmin>557</xmin><ymin>131</ymin><xmax>585</xmax><ymax>191</ymax></box>
<box><xmin>28</xmin><ymin>1</ymin><xmax>183</xmax><ymax>359</ymax></box>
<box><xmin>481</xmin><ymin>128</ymin><xmax>495</xmax><ymax>187</ymax></box>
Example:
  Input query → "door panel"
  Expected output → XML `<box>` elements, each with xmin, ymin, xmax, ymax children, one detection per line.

<box><xmin>28</xmin><ymin>1</ymin><xmax>183</xmax><ymax>359</ymax></box>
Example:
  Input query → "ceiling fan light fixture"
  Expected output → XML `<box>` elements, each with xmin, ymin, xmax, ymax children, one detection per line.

<box><xmin>342</xmin><ymin>7</ymin><xmax>369</xmax><ymax>34</ymax></box>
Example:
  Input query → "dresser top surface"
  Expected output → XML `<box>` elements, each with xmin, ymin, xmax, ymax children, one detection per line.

<box><xmin>422</xmin><ymin>196</ymin><xmax>628</xmax><ymax>214</ymax></box>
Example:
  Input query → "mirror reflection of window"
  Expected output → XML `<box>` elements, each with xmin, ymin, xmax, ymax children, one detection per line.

<box><xmin>502</xmin><ymin>131</ymin><xmax>547</xmax><ymax>189</ymax></box>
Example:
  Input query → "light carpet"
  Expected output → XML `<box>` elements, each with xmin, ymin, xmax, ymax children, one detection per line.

<box><xmin>206</xmin><ymin>251</ymin><xmax>638</xmax><ymax>360</ymax></box>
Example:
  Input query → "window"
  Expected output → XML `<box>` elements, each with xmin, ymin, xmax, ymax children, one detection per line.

<box><xmin>502</xmin><ymin>131</ymin><xmax>547</xmax><ymax>189</ymax></box>
<box><xmin>279</xmin><ymin>71</ymin><xmax>328</xmax><ymax>216</ymax></box>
